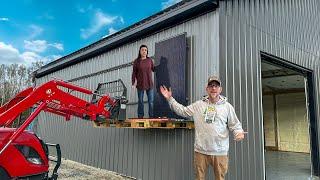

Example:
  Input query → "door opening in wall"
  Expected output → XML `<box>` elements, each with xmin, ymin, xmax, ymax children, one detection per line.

<box><xmin>260</xmin><ymin>52</ymin><xmax>319</xmax><ymax>179</ymax></box>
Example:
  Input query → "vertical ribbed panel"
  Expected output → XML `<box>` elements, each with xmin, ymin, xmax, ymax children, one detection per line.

<box><xmin>36</xmin><ymin>10</ymin><xmax>219</xmax><ymax>180</ymax></box>
<box><xmin>219</xmin><ymin>0</ymin><xmax>320</xmax><ymax>180</ymax></box>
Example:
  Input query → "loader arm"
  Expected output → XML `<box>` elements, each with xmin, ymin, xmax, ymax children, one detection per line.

<box><xmin>0</xmin><ymin>80</ymin><xmax>116</xmax><ymax>155</ymax></box>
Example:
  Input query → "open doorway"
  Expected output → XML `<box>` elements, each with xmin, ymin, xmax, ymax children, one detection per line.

<box><xmin>261</xmin><ymin>53</ymin><xmax>319</xmax><ymax>179</ymax></box>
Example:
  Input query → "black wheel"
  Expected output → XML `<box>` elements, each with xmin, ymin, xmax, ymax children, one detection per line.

<box><xmin>0</xmin><ymin>167</ymin><xmax>10</xmax><ymax>180</ymax></box>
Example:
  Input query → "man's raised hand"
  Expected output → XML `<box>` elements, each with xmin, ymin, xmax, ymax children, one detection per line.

<box><xmin>160</xmin><ymin>85</ymin><xmax>172</xmax><ymax>100</ymax></box>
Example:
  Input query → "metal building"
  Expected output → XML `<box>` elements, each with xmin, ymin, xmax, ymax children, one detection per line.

<box><xmin>34</xmin><ymin>0</ymin><xmax>320</xmax><ymax>179</ymax></box>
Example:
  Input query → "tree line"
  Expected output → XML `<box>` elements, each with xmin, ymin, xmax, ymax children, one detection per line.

<box><xmin>0</xmin><ymin>62</ymin><xmax>43</xmax><ymax>106</ymax></box>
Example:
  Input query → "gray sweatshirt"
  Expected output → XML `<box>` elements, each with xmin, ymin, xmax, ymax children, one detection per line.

<box><xmin>168</xmin><ymin>95</ymin><xmax>243</xmax><ymax>155</ymax></box>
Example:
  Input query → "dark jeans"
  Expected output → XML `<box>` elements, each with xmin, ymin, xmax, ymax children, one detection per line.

<box><xmin>137</xmin><ymin>89</ymin><xmax>154</xmax><ymax>118</ymax></box>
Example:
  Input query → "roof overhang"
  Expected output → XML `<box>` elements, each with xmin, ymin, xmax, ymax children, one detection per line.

<box><xmin>35</xmin><ymin>0</ymin><xmax>218</xmax><ymax>78</ymax></box>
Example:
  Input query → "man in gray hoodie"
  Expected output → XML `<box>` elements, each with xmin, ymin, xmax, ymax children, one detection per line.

<box><xmin>160</xmin><ymin>75</ymin><xmax>245</xmax><ymax>180</ymax></box>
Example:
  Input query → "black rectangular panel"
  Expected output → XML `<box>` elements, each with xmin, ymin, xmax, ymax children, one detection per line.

<box><xmin>154</xmin><ymin>34</ymin><xmax>187</xmax><ymax>118</ymax></box>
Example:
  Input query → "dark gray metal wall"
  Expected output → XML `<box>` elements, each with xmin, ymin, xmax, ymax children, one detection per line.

<box><xmin>38</xmin><ymin>116</ymin><xmax>195</xmax><ymax>180</ymax></box>
<box><xmin>219</xmin><ymin>0</ymin><xmax>320</xmax><ymax>180</ymax></box>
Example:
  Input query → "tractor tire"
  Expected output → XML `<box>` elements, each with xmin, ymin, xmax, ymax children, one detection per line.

<box><xmin>0</xmin><ymin>167</ymin><xmax>10</xmax><ymax>180</ymax></box>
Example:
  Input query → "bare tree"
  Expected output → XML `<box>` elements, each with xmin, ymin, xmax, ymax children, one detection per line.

<box><xmin>0</xmin><ymin>61</ymin><xmax>43</xmax><ymax>106</ymax></box>
<box><xmin>27</xmin><ymin>61</ymin><xmax>44</xmax><ymax>86</ymax></box>
<box><xmin>0</xmin><ymin>61</ymin><xmax>44</xmax><ymax>128</ymax></box>
<box><xmin>0</xmin><ymin>64</ymin><xmax>5</xmax><ymax>105</ymax></box>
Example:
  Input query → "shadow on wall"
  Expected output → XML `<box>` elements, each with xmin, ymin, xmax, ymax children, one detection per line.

<box><xmin>155</xmin><ymin>56</ymin><xmax>171</xmax><ymax>92</ymax></box>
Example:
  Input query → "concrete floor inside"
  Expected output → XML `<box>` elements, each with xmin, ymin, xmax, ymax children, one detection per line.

<box><xmin>265</xmin><ymin>151</ymin><xmax>319</xmax><ymax>180</ymax></box>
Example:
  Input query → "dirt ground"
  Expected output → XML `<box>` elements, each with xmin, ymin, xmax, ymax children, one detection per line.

<box><xmin>49</xmin><ymin>158</ymin><xmax>135</xmax><ymax>180</ymax></box>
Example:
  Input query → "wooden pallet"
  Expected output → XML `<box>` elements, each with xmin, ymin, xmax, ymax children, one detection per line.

<box><xmin>93</xmin><ymin>119</ymin><xmax>121</xmax><ymax>128</ymax></box>
<box><xmin>126</xmin><ymin>118</ymin><xmax>169</xmax><ymax>129</ymax></box>
<box><xmin>93</xmin><ymin>118</ymin><xmax>194</xmax><ymax>129</ymax></box>
<box><xmin>93</xmin><ymin>121</ymin><xmax>110</xmax><ymax>128</ymax></box>
<box><xmin>124</xmin><ymin>118</ymin><xmax>194</xmax><ymax>129</ymax></box>
<box><xmin>172</xmin><ymin>121</ymin><xmax>194</xmax><ymax>129</ymax></box>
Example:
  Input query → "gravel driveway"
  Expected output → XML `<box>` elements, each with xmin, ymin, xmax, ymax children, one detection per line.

<box><xmin>49</xmin><ymin>158</ymin><xmax>135</xmax><ymax>180</ymax></box>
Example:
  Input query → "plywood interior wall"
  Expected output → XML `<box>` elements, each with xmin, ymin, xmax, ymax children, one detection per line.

<box><xmin>263</xmin><ymin>93</ymin><xmax>310</xmax><ymax>153</ymax></box>
<box><xmin>263</xmin><ymin>95</ymin><xmax>277</xmax><ymax>147</ymax></box>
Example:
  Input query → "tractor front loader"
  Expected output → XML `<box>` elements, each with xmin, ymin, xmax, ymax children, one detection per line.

<box><xmin>0</xmin><ymin>79</ymin><xmax>126</xmax><ymax>180</ymax></box>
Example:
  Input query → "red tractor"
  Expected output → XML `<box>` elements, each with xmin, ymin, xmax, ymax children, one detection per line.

<box><xmin>0</xmin><ymin>79</ymin><xmax>127</xmax><ymax>179</ymax></box>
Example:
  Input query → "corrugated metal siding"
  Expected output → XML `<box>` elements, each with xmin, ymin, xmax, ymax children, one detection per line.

<box><xmin>36</xmin><ymin>10</ymin><xmax>219</xmax><ymax>180</ymax></box>
<box><xmin>219</xmin><ymin>0</ymin><xmax>320</xmax><ymax>180</ymax></box>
